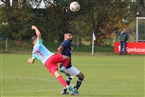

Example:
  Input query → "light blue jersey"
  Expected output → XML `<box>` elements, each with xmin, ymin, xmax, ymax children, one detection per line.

<box><xmin>32</xmin><ymin>38</ymin><xmax>54</xmax><ymax>64</ymax></box>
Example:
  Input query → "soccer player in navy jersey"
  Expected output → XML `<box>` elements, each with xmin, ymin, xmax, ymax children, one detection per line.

<box><xmin>57</xmin><ymin>31</ymin><xmax>84</xmax><ymax>95</ymax></box>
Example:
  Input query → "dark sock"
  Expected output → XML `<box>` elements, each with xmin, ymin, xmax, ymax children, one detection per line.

<box><xmin>74</xmin><ymin>78</ymin><xmax>83</xmax><ymax>90</ymax></box>
<box><xmin>66</xmin><ymin>77</ymin><xmax>72</xmax><ymax>85</ymax></box>
<box><xmin>63</xmin><ymin>77</ymin><xmax>72</xmax><ymax>92</ymax></box>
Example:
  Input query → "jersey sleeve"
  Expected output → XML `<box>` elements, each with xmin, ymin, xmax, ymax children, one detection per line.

<box><xmin>36</xmin><ymin>38</ymin><xmax>43</xmax><ymax>45</ymax></box>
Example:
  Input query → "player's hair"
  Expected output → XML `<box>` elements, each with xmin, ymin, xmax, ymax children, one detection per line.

<box><xmin>31</xmin><ymin>36</ymin><xmax>37</xmax><ymax>43</ymax></box>
<box><xmin>64</xmin><ymin>31</ymin><xmax>73</xmax><ymax>35</ymax></box>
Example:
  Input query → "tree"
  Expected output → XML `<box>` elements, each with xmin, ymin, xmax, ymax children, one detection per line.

<box><xmin>0</xmin><ymin>0</ymin><xmax>34</xmax><ymax>40</ymax></box>
<box><xmin>70</xmin><ymin>0</ymin><xmax>139</xmax><ymax>45</ymax></box>
<box><xmin>0</xmin><ymin>0</ymin><xmax>142</xmax><ymax>45</ymax></box>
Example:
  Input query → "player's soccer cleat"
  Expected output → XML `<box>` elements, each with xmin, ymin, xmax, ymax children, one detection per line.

<box><xmin>60</xmin><ymin>90</ymin><xmax>69</xmax><ymax>95</ymax></box>
<box><xmin>67</xmin><ymin>86</ymin><xmax>75</xmax><ymax>92</ymax></box>
<box><xmin>71</xmin><ymin>88</ymin><xmax>79</xmax><ymax>95</ymax></box>
<box><xmin>60</xmin><ymin>66</ymin><xmax>66</xmax><ymax>73</ymax></box>
<box><xmin>60</xmin><ymin>67</ymin><xmax>70</xmax><ymax>76</ymax></box>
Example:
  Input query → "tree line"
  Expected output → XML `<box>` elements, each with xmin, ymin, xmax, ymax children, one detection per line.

<box><xmin>0</xmin><ymin>0</ymin><xmax>145</xmax><ymax>45</ymax></box>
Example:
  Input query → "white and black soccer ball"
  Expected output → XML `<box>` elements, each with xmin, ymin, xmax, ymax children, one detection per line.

<box><xmin>70</xmin><ymin>1</ymin><xmax>80</xmax><ymax>12</ymax></box>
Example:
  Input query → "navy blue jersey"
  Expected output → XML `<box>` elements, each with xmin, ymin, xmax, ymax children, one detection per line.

<box><xmin>60</xmin><ymin>40</ymin><xmax>72</xmax><ymax>68</ymax></box>
<box><xmin>61</xmin><ymin>40</ymin><xmax>72</xmax><ymax>57</ymax></box>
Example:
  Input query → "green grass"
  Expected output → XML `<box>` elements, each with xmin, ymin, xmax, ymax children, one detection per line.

<box><xmin>0</xmin><ymin>53</ymin><xmax>145</xmax><ymax>97</ymax></box>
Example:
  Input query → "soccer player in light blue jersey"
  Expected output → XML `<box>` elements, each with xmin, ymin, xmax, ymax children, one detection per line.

<box><xmin>28</xmin><ymin>25</ymin><xmax>75</xmax><ymax>94</ymax></box>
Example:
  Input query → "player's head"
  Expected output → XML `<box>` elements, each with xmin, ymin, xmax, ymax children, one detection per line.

<box><xmin>64</xmin><ymin>31</ymin><xmax>73</xmax><ymax>41</ymax></box>
<box><xmin>31</xmin><ymin>36</ymin><xmax>37</xmax><ymax>45</ymax></box>
<box><xmin>122</xmin><ymin>28</ymin><xmax>127</xmax><ymax>32</ymax></box>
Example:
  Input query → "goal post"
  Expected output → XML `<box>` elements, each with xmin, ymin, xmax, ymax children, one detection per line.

<box><xmin>136</xmin><ymin>17</ymin><xmax>145</xmax><ymax>42</ymax></box>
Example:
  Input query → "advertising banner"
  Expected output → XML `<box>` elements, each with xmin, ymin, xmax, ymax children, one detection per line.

<box><xmin>114</xmin><ymin>42</ymin><xmax>145</xmax><ymax>54</ymax></box>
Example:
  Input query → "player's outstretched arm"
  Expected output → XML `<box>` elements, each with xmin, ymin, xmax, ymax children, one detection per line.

<box><xmin>31</xmin><ymin>25</ymin><xmax>41</xmax><ymax>39</ymax></box>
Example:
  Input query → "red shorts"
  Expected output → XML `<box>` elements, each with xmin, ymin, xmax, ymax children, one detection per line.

<box><xmin>45</xmin><ymin>54</ymin><xmax>63</xmax><ymax>75</ymax></box>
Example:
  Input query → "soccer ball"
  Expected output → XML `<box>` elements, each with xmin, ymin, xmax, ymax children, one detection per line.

<box><xmin>70</xmin><ymin>1</ymin><xmax>80</xmax><ymax>12</ymax></box>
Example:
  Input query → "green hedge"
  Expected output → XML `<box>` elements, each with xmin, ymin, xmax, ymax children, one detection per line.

<box><xmin>0</xmin><ymin>40</ymin><xmax>114</xmax><ymax>53</ymax></box>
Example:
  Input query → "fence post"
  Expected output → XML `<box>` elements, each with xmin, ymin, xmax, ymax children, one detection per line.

<box><xmin>5</xmin><ymin>38</ymin><xmax>8</xmax><ymax>52</ymax></box>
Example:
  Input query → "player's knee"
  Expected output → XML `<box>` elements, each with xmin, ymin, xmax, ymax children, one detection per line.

<box><xmin>65</xmin><ymin>55</ymin><xmax>70</xmax><ymax>59</ymax></box>
<box><xmin>62</xmin><ymin>55</ymin><xmax>70</xmax><ymax>60</ymax></box>
<box><xmin>53</xmin><ymin>71</ymin><xmax>61</xmax><ymax>78</ymax></box>
<box><xmin>78</xmin><ymin>72</ymin><xmax>84</xmax><ymax>80</ymax></box>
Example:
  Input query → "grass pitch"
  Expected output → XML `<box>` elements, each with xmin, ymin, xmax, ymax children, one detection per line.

<box><xmin>0</xmin><ymin>53</ymin><xmax>144</xmax><ymax>97</ymax></box>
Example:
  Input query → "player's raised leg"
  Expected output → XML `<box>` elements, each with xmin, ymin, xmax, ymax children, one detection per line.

<box><xmin>60</xmin><ymin>55</ymin><xmax>70</xmax><ymax>73</ymax></box>
<box><xmin>44</xmin><ymin>54</ymin><xmax>75</xmax><ymax>93</ymax></box>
